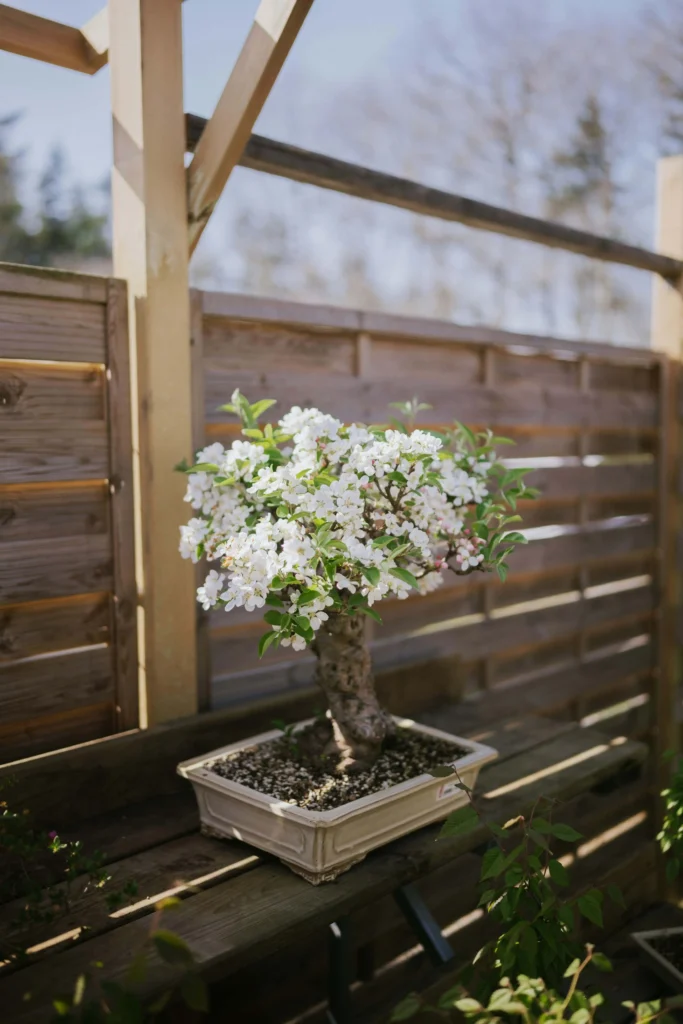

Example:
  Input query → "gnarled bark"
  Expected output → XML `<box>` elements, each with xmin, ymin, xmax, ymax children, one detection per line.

<box><xmin>312</xmin><ymin>611</ymin><xmax>393</xmax><ymax>771</ymax></box>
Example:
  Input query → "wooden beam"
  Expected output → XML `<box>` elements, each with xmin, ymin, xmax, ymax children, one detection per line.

<box><xmin>186</xmin><ymin>0</ymin><xmax>314</xmax><ymax>253</ymax></box>
<box><xmin>109</xmin><ymin>0</ymin><xmax>198</xmax><ymax>724</ymax></box>
<box><xmin>80</xmin><ymin>7</ymin><xmax>109</xmax><ymax>71</ymax></box>
<box><xmin>651</xmin><ymin>155</ymin><xmax>683</xmax><ymax>892</ymax></box>
<box><xmin>0</xmin><ymin>3</ymin><xmax>105</xmax><ymax>74</ymax></box>
<box><xmin>186</xmin><ymin>115</ymin><xmax>683</xmax><ymax>280</ymax></box>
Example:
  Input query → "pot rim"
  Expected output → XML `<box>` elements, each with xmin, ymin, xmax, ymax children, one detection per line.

<box><xmin>177</xmin><ymin>715</ymin><xmax>497</xmax><ymax>824</ymax></box>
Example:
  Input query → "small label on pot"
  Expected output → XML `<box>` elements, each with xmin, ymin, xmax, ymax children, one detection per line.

<box><xmin>437</xmin><ymin>779</ymin><xmax>461</xmax><ymax>800</ymax></box>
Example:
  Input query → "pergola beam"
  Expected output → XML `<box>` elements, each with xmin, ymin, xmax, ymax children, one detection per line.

<box><xmin>186</xmin><ymin>0</ymin><xmax>314</xmax><ymax>254</ymax></box>
<box><xmin>185</xmin><ymin>114</ymin><xmax>683</xmax><ymax>281</ymax></box>
<box><xmin>0</xmin><ymin>3</ymin><xmax>107</xmax><ymax>74</ymax></box>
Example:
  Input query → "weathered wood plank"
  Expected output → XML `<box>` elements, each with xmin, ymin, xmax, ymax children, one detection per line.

<box><xmin>204</xmin><ymin>369</ymin><xmax>658</xmax><ymax>430</ymax></box>
<box><xmin>0</xmin><ymin>294</ymin><xmax>106</xmax><ymax>363</ymax></box>
<box><xmin>523</xmin><ymin>463</ymin><xmax>655</xmax><ymax>501</ymax></box>
<box><xmin>0</xmin><ymin>364</ymin><xmax>105</xmax><ymax>422</ymax></box>
<box><xmin>0</xmin><ymin>535</ymin><xmax>112</xmax><ymax>604</ymax></box>
<box><xmin>203</xmin><ymin>318</ymin><xmax>357</xmax><ymax>375</ymax></box>
<box><xmin>182</xmin><ymin>128</ymin><xmax>683</xmax><ymax>279</ymax></box>
<box><xmin>0</xmin><ymin>594</ymin><xmax>109</xmax><ymax>664</ymax></box>
<box><xmin>0</xmin><ymin>646</ymin><xmax>114</xmax><ymax>729</ymax></box>
<box><xmin>0</xmin><ymin>264</ymin><xmax>107</xmax><ymax>304</ymax></box>
<box><xmin>0</xmin><ymin>483</ymin><xmax>108</xmax><ymax>543</ymax></box>
<box><xmin>0</xmin><ymin>728</ymin><xmax>646</xmax><ymax>1020</ymax></box>
<box><xmin>0</xmin><ymin>421</ymin><xmax>109</xmax><ymax>483</ymax></box>
<box><xmin>0</xmin><ymin>703</ymin><xmax>114</xmax><ymax>766</ymax></box>
<box><xmin>104</xmin><ymin>279</ymin><xmax>138</xmax><ymax>732</ymax></box>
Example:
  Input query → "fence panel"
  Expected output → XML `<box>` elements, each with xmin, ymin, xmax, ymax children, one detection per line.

<box><xmin>0</xmin><ymin>265</ymin><xmax>137</xmax><ymax>762</ymax></box>
<box><xmin>193</xmin><ymin>290</ymin><xmax>668</xmax><ymax>740</ymax></box>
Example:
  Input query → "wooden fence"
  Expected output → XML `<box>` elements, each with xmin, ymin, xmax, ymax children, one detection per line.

<box><xmin>0</xmin><ymin>264</ymin><xmax>137</xmax><ymax>763</ymax></box>
<box><xmin>191</xmin><ymin>290</ymin><xmax>670</xmax><ymax>742</ymax></box>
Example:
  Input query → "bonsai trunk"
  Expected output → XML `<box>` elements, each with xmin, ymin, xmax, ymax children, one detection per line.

<box><xmin>311</xmin><ymin>611</ymin><xmax>393</xmax><ymax>772</ymax></box>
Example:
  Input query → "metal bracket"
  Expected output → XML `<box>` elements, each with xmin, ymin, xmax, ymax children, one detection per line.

<box><xmin>326</xmin><ymin>885</ymin><xmax>454</xmax><ymax>1023</ymax></box>
<box><xmin>394</xmin><ymin>882</ymin><xmax>455</xmax><ymax>967</ymax></box>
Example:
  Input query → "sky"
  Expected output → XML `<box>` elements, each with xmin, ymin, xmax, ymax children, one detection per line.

<box><xmin>2</xmin><ymin>0</ymin><xmax>649</xmax><ymax>188</ymax></box>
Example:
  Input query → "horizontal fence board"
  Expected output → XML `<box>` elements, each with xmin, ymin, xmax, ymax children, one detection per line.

<box><xmin>364</xmin><ymin>339</ymin><xmax>483</xmax><ymax>384</ymax></box>
<box><xmin>0</xmin><ymin>420</ymin><xmax>109</xmax><ymax>483</ymax></box>
<box><xmin>204</xmin><ymin>370</ymin><xmax>658</xmax><ymax>430</ymax></box>
<box><xmin>0</xmin><ymin>535</ymin><xmax>112</xmax><ymax>604</ymax></box>
<box><xmin>0</xmin><ymin>646</ymin><xmax>114</xmax><ymax>727</ymax></box>
<box><xmin>0</xmin><ymin>702</ymin><xmax>115</xmax><ymax>765</ymax></box>
<box><xmin>0</xmin><ymin>594</ymin><xmax>110</xmax><ymax>663</ymax></box>
<box><xmin>523</xmin><ymin>463</ymin><xmax>655</xmax><ymax>500</ymax></box>
<box><xmin>199</xmin><ymin>292</ymin><xmax>664</xmax><ymax>365</ymax></box>
<box><xmin>0</xmin><ymin>294</ymin><xmax>106</xmax><ymax>363</ymax></box>
<box><xmin>203</xmin><ymin>319</ymin><xmax>356</xmax><ymax>375</ymax></box>
<box><xmin>0</xmin><ymin>264</ymin><xmax>108</xmax><ymax>304</ymax></box>
<box><xmin>0</xmin><ymin>482</ymin><xmax>109</xmax><ymax>542</ymax></box>
<box><xmin>0</xmin><ymin>363</ymin><xmax>105</xmax><ymax>422</ymax></box>
<box><xmin>210</xmin><ymin>583</ymin><xmax>654</xmax><ymax>701</ymax></box>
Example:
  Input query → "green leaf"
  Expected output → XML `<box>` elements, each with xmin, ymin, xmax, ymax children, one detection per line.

<box><xmin>570</xmin><ymin>1009</ymin><xmax>591</xmax><ymax>1024</ymax></box>
<box><xmin>578</xmin><ymin>893</ymin><xmax>603</xmax><ymax>927</ymax></box>
<box><xmin>564</xmin><ymin>957</ymin><xmax>582</xmax><ymax>978</ymax></box>
<box><xmin>390</xmin><ymin>993</ymin><xmax>422</xmax><ymax>1020</ymax></box>
<box><xmin>361</xmin><ymin>566</ymin><xmax>380</xmax><ymax>586</ymax></box>
<box><xmin>125</xmin><ymin>953</ymin><xmax>148</xmax><ymax>987</ymax></box>
<box><xmin>276</xmin><ymin>505</ymin><xmax>289</xmax><ymax>518</ymax></box>
<box><xmin>147</xmin><ymin>990</ymin><xmax>172</xmax><ymax>1014</ymax></box>
<box><xmin>666</xmin><ymin>858</ymin><xmax>681</xmax><ymax>884</ymax></box>
<box><xmin>607</xmin><ymin>883</ymin><xmax>626</xmax><ymax>908</ymax></box>
<box><xmin>548</xmin><ymin>859</ymin><xmax>569</xmax><ymax>886</ymax></box>
<box><xmin>592</xmin><ymin>952</ymin><xmax>613</xmax><ymax>972</ymax></box>
<box><xmin>455</xmin><ymin>998</ymin><xmax>484</xmax><ymax>1013</ymax></box>
<box><xmin>441</xmin><ymin>806</ymin><xmax>480</xmax><ymax>838</ymax></box>
<box><xmin>265</xmin><ymin>593</ymin><xmax>284</xmax><ymax>608</ymax></box>
<box><xmin>297</xmin><ymin>588</ymin><xmax>321</xmax><ymax>606</ymax></box>
<box><xmin>497</xmin><ymin>563</ymin><xmax>509</xmax><ymax>583</ymax></box>
<box><xmin>358</xmin><ymin>604</ymin><xmax>383</xmax><ymax>624</ymax></box>
<box><xmin>481</xmin><ymin>848</ymin><xmax>505</xmax><ymax>880</ymax></box>
<box><xmin>389</xmin><ymin>567</ymin><xmax>419</xmax><ymax>589</ymax></box>
<box><xmin>250</xmin><ymin>398</ymin><xmax>277</xmax><ymax>420</ymax></box>
<box><xmin>241</xmin><ymin>428</ymin><xmax>263</xmax><ymax>439</ymax></box>
<box><xmin>258</xmin><ymin>631</ymin><xmax>277</xmax><ymax>658</ymax></box>
<box><xmin>189</xmin><ymin>462</ymin><xmax>219</xmax><ymax>473</ymax></box>
<box><xmin>52</xmin><ymin>1000</ymin><xmax>71</xmax><ymax>1017</ymax></box>
<box><xmin>180</xmin><ymin>972</ymin><xmax>209</xmax><ymax>1013</ymax></box>
<box><xmin>549</xmin><ymin>822</ymin><xmax>583</xmax><ymax>842</ymax></box>
<box><xmin>263</xmin><ymin>610</ymin><xmax>283</xmax><ymax>626</ymax></box>
<box><xmin>152</xmin><ymin>929</ymin><xmax>194</xmax><ymax>966</ymax></box>
<box><xmin>429</xmin><ymin>765</ymin><xmax>455</xmax><ymax>778</ymax></box>
<box><xmin>528</xmin><ymin>828</ymin><xmax>550</xmax><ymax>850</ymax></box>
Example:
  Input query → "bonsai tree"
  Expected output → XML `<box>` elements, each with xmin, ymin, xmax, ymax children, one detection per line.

<box><xmin>179</xmin><ymin>392</ymin><xmax>534</xmax><ymax>771</ymax></box>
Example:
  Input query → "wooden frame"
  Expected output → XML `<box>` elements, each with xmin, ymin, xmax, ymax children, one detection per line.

<box><xmin>0</xmin><ymin>3</ymin><xmax>107</xmax><ymax>74</ymax></box>
<box><xmin>186</xmin><ymin>0</ymin><xmax>314</xmax><ymax>253</ymax></box>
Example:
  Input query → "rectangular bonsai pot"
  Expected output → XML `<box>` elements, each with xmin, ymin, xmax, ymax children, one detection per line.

<box><xmin>632</xmin><ymin>927</ymin><xmax>683</xmax><ymax>992</ymax></box>
<box><xmin>177</xmin><ymin>716</ymin><xmax>497</xmax><ymax>884</ymax></box>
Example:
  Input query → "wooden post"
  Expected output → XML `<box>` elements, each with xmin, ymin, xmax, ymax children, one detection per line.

<box><xmin>109</xmin><ymin>0</ymin><xmax>198</xmax><ymax>724</ymax></box>
<box><xmin>651</xmin><ymin>157</ymin><xmax>683</xmax><ymax>877</ymax></box>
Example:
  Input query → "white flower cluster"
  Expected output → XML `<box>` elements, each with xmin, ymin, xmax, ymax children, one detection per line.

<box><xmin>180</xmin><ymin>396</ymin><xmax>501</xmax><ymax>654</ymax></box>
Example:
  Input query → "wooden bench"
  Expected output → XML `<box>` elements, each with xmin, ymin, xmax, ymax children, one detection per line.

<box><xmin>0</xmin><ymin>705</ymin><xmax>652</xmax><ymax>1023</ymax></box>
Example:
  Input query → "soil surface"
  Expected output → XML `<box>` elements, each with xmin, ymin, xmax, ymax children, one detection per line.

<box><xmin>649</xmin><ymin>934</ymin><xmax>683</xmax><ymax>975</ymax></box>
<box><xmin>208</xmin><ymin>727</ymin><xmax>469</xmax><ymax>811</ymax></box>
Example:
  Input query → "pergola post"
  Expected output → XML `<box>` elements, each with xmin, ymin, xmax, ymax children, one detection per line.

<box><xmin>651</xmin><ymin>157</ymin><xmax>683</xmax><ymax>843</ymax></box>
<box><xmin>109</xmin><ymin>0</ymin><xmax>198</xmax><ymax>724</ymax></box>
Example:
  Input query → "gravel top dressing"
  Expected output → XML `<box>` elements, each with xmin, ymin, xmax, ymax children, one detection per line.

<box><xmin>208</xmin><ymin>728</ymin><xmax>469</xmax><ymax>811</ymax></box>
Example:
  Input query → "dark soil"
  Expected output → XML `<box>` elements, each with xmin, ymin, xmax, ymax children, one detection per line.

<box><xmin>208</xmin><ymin>727</ymin><xmax>468</xmax><ymax>811</ymax></box>
<box><xmin>649</xmin><ymin>935</ymin><xmax>683</xmax><ymax>974</ymax></box>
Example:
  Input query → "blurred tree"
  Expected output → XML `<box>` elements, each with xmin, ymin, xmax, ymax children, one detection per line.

<box><xmin>0</xmin><ymin>118</ymin><xmax>109</xmax><ymax>268</ymax></box>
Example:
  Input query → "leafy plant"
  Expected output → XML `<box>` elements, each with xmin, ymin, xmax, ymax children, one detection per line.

<box><xmin>391</xmin><ymin>945</ymin><xmax>678</xmax><ymax>1023</ymax></box>
<box><xmin>44</xmin><ymin>898</ymin><xmax>208</xmax><ymax>1022</ymax></box>
<box><xmin>657</xmin><ymin>753</ymin><xmax>683</xmax><ymax>884</ymax></box>
<box><xmin>430</xmin><ymin>772</ymin><xmax>624</xmax><ymax>995</ymax></box>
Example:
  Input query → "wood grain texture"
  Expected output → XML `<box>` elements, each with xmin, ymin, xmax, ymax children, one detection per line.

<box><xmin>0</xmin><ymin>535</ymin><xmax>112</xmax><ymax>603</ymax></box>
<box><xmin>0</xmin><ymin>294</ymin><xmax>106</xmax><ymax>363</ymax></box>
<box><xmin>0</xmin><ymin>482</ymin><xmax>108</xmax><ymax>543</ymax></box>
<box><xmin>0</xmin><ymin>264</ymin><xmax>107</xmax><ymax>304</ymax></box>
<box><xmin>204</xmin><ymin>370</ymin><xmax>658</xmax><ymax>430</ymax></box>
<box><xmin>0</xmin><ymin>646</ymin><xmax>114</xmax><ymax>728</ymax></box>
<box><xmin>0</xmin><ymin>363</ymin><xmax>105</xmax><ymax>421</ymax></box>
<box><xmin>191</xmin><ymin>290</ymin><xmax>211</xmax><ymax>711</ymax></box>
<box><xmin>0</xmin><ymin>421</ymin><xmax>109</xmax><ymax>483</ymax></box>
<box><xmin>104</xmin><ymin>279</ymin><xmax>138</xmax><ymax>732</ymax></box>
<box><xmin>0</xmin><ymin>702</ymin><xmax>114</xmax><ymax>765</ymax></box>
<box><xmin>0</xmin><ymin>593</ymin><xmax>110</xmax><ymax>663</ymax></box>
<box><xmin>0</xmin><ymin>3</ymin><xmax>103</xmax><ymax>74</ymax></box>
